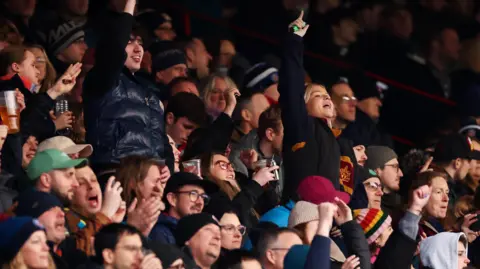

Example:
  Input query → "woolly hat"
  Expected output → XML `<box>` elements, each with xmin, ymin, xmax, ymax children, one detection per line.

<box><xmin>175</xmin><ymin>213</ymin><xmax>220</xmax><ymax>247</ymax></box>
<box><xmin>15</xmin><ymin>189</ymin><xmax>63</xmax><ymax>218</ymax></box>
<box><xmin>150</xmin><ymin>41</ymin><xmax>186</xmax><ymax>73</ymax></box>
<box><xmin>37</xmin><ymin>19</ymin><xmax>85</xmax><ymax>57</ymax></box>
<box><xmin>365</xmin><ymin>146</ymin><xmax>398</xmax><ymax>170</ymax></box>
<box><xmin>243</xmin><ymin>62</ymin><xmax>278</xmax><ymax>95</ymax></box>
<box><xmin>288</xmin><ymin>201</ymin><xmax>318</xmax><ymax>228</ymax></box>
<box><xmin>354</xmin><ymin>208</ymin><xmax>392</xmax><ymax>244</ymax></box>
<box><xmin>0</xmin><ymin>217</ymin><xmax>46</xmax><ymax>263</ymax></box>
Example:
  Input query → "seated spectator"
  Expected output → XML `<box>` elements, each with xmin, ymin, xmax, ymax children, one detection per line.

<box><xmin>150</xmin><ymin>42</ymin><xmax>187</xmax><ymax>99</ymax></box>
<box><xmin>0</xmin><ymin>216</ymin><xmax>55</xmax><ymax>269</ymax></box>
<box><xmin>37</xmin><ymin>136</ymin><xmax>92</xmax><ymax>159</ymax></box>
<box><xmin>151</xmin><ymin>172</ymin><xmax>215</xmax><ymax>244</ymax></box>
<box><xmin>175</xmin><ymin>213</ymin><xmax>222</xmax><ymax>269</ymax></box>
<box><xmin>165</xmin><ymin>92</ymin><xmax>207</xmax><ymax>147</ymax></box>
<box><xmin>255</xmin><ymin>227</ymin><xmax>302</xmax><ymax>269</ymax></box>
<box><xmin>365</xmin><ymin>146</ymin><xmax>403</xmax><ymax>215</ymax></box>
<box><xmin>230</xmin><ymin>93</ymin><xmax>270</xmax><ymax>145</ymax></box>
<box><xmin>26</xmin><ymin>148</ymin><xmax>86</xmax><ymax>205</ymax></box>
<box><xmin>243</xmin><ymin>62</ymin><xmax>279</xmax><ymax>102</ymax></box>
<box><xmin>91</xmin><ymin>223</ymin><xmax>162</xmax><ymax>269</ymax></box>
<box><xmin>149</xmin><ymin>241</ymin><xmax>186</xmax><ymax>269</ymax></box>
<box><xmin>419</xmin><ymin>232</ymin><xmax>470</xmax><ymax>268</ymax></box>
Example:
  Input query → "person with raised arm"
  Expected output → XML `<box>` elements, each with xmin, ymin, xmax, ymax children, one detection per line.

<box><xmin>82</xmin><ymin>0</ymin><xmax>172</xmax><ymax>184</ymax></box>
<box><xmin>278</xmin><ymin>11</ymin><xmax>342</xmax><ymax>202</ymax></box>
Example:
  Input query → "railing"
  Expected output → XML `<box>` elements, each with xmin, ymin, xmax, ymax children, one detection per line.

<box><xmin>158</xmin><ymin>0</ymin><xmax>459</xmax><ymax>148</ymax></box>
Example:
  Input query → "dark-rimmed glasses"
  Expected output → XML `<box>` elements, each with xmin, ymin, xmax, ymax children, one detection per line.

<box><xmin>176</xmin><ymin>190</ymin><xmax>210</xmax><ymax>205</ymax></box>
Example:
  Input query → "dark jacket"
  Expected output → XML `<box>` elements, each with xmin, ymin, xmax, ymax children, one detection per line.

<box><xmin>150</xmin><ymin>213</ymin><xmax>178</xmax><ymax>244</ymax></box>
<box><xmin>341</xmin><ymin>109</ymin><xmax>393</xmax><ymax>148</ymax></box>
<box><xmin>50</xmin><ymin>236</ymin><xmax>88</xmax><ymax>269</ymax></box>
<box><xmin>83</xmin><ymin>11</ymin><xmax>173</xmax><ymax>170</ymax></box>
<box><xmin>331</xmin><ymin>220</ymin><xmax>371</xmax><ymax>269</ymax></box>
<box><xmin>374</xmin><ymin>230</ymin><xmax>417</xmax><ymax>269</ymax></box>
<box><xmin>278</xmin><ymin>33</ymin><xmax>341</xmax><ymax>203</ymax></box>
<box><xmin>304</xmin><ymin>235</ymin><xmax>331</xmax><ymax>269</ymax></box>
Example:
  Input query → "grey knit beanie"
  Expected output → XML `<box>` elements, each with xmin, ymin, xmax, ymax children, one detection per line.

<box><xmin>365</xmin><ymin>146</ymin><xmax>398</xmax><ymax>170</ymax></box>
<box><xmin>288</xmin><ymin>201</ymin><xmax>319</xmax><ymax>228</ymax></box>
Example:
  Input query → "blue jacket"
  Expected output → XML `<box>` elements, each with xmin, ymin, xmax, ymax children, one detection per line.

<box><xmin>83</xmin><ymin>11</ymin><xmax>173</xmax><ymax>169</ymax></box>
<box><xmin>149</xmin><ymin>214</ymin><xmax>178</xmax><ymax>244</ymax></box>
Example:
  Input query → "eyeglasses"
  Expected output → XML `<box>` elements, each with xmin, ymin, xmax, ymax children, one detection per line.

<box><xmin>117</xmin><ymin>245</ymin><xmax>144</xmax><ymax>255</ymax></box>
<box><xmin>215</xmin><ymin>160</ymin><xmax>234</xmax><ymax>170</ymax></box>
<box><xmin>220</xmin><ymin>224</ymin><xmax>247</xmax><ymax>235</ymax></box>
<box><xmin>176</xmin><ymin>190</ymin><xmax>210</xmax><ymax>205</ymax></box>
<box><xmin>384</xmin><ymin>164</ymin><xmax>400</xmax><ymax>173</ymax></box>
<box><xmin>270</xmin><ymin>247</ymin><xmax>290</xmax><ymax>252</ymax></box>
<box><xmin>363</xmin><ymin>181</ymin><xmax>383</xmax><ymax>192</ymax></box>
<box><xmin>341</xmin><ymin>96</ymin><xmax>357</xmax><ymax>103</ymax></box>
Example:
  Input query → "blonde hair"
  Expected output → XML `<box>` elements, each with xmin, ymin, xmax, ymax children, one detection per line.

<box><xmin>26</xmin><ymin>45</ymin><xmax>57</xmax><ymax>93</ymax></box>
<box><xmin>202</xmin><ymin>73</ymin><xmax>237</xmax><ymax>108</ymax></box>
<box><xmin>303</xmin><ymin>83</ymin><xmax>327</xmax><ymax>103</ymax></box>
<box><xmin>3</xmin><ymin>250</ymin><xmax>56</xmax><ymax>269</ymax></box>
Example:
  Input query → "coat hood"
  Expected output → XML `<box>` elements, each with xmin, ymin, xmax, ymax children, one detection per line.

<box><xmin>420</xmin><ymin>232</ymin><xmax>468</xmax><ymax>269</ymax></box>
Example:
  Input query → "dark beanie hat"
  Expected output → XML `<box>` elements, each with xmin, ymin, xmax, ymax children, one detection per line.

<box><xmin>433</xmin><ymin>134</ymin><xmax>473</xmax><ymax>162</ymax></box>
<box><xmin>357</xmin><ymin>167</ymin><xmax>379</xmax><ymax>182</ymax></box>
<box><xmin>175</xmin><ymin>213</ymin><xmax>220</xmax><ymax>247</ymax></box>
<box><xmin>148</xmin><ymin>241</ymin><xmax>186</xmax><ymax>268</ymax></box>
<box><xmin>0</xmin><ymin>217</ymin><xmax>45</xmax><ymax>262</ymax></box>
<box><xmin>243</xmin><ymin>62</ymin><xmax>278</xmax><ymax>95</ymax></box>
<box><xmin>15</xmin><ymin>190</ymin><xmax>63</xmax><ymax>218</ymax></box>
<box><xmin>150</xmin><ymin>41</ymin><xmax>186</xmax><ymax>73</ymax></box>
<box><xmin>37</xmin><ymin>20</ymin><xmax>85</xmax><ymax>56</ymax></box>
<box><xmin>136</xmin><ymin>10</ymin><xmax>172</xmax><ymax>35</ymax></box>
<box><xmin>203</xmin><ymin>193</ymin><xmax>238</xmax><ymax>221</ymax></box>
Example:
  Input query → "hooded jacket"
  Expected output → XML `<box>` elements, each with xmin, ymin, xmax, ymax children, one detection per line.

<box><xmin>420</xmin><ymin>232</ymin><xmax>467</xmax><ymax>269</ymax></box>
<box><xmin>150</xmin><ymin>213</ymin><xmax>178</xmax><ymax>244</ymax></box>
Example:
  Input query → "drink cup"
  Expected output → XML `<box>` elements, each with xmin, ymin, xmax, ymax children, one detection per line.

<box><xmin>0</xmin><ymin>90</ymin><xmax>19</xmax><ymax>134</ymax></box>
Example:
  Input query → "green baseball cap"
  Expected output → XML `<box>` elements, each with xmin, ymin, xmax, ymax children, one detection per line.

<box><xmin>26</xmin><ymin>149</ymin><xmax>87</xmax><ymax>180</ymax></box>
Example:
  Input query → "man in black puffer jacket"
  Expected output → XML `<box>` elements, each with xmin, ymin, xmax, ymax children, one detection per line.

<box><xmin>83</xmin><ymin>0</ymin><xmax>173</xmax><ymax>179</ymax></box>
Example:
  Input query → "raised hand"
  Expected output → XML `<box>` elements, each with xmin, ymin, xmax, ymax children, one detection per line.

<box><xmin>317</xmin><ymin>202</ymin><xmax>338</xmax><ymax>237</ymax></box>
<box><xmin>224</xmin><ymin>88</ymin><xmax>241</xmax><ymax>117</ymax></box>
<box><xmin>50</xmin><ymin>111</ymin><xmax>74</xmax><ymax>130</ymax></box>
<box><xmin>408</xmin><ymin>184</ymin><xmax>432</xmax><ymax>215</ymax></box>
<box><xmin>140</xmin><ymin>253</ymin><xmax>163</xmax><ymax>269</ymax></box>
<box><xmin>240</xmin><ymin>149</ymin><xmax>259</xmax><ymax>171</ymax></box>
<box><xmin>288</xmin><ymin>10</ymin><xmax>309</xmax><ymax>37</ymax></box>
<box><xmin>419</xmin><ymin>156</ymin><xmax>434</xmax><ymax>173</ymax></box>
<box><xmin>461</xmin><ymin>213</ymin><xmax>479</xmax><ymax>243</ymax></box>
<box><xmin>100</xmin><ymin>176</ymin><xmax>124</xmax><ymax>219</ymax></box>
<box><xmin>111</xmin><ymin>201</ymin><xmax>127</xmax><ymax>223</ymax></box>
<box><xmin>333</xmin><ymin>197</ymin><xmax>353</xmax><ymax>226</ymax></box>
<box><xmin>15</xmin><ymin>89</ymin><xmax>25</xmax><ymax>112</ymax></box>
<box><xmin>253</xmin><ymin>165</ymin><xmax>280</xmax><ymax>186</ymax></box>
<box><xmin>47</xmin><ymin>63</ymin><xmax>82</xmax><ymax>99</ymax></box>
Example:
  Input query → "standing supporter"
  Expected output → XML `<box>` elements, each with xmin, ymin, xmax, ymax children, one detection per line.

<box><xmin>115</xmin><ymin>155</ymin><xmax>168</xmax><ymax>237</ymax></box>
<box><xmin>456</xmin><ymin>150</ymin><xmax>480</xmax><ymax>196</ymax></box>
<box><xmin>243</xmin><ymin>62</ymin><xmax>280</xmax><ymax>103</ymax></box>
<box><xmin>151</xmin><ymin>172</ymin><xmax>215</xmax><ymax>244</ymax></box>
<box><xmin>349</xmin><ymin>168</ymin><xmax>384</xmax><ymax>210</ymax></box>
<box><xmin>183</xmin><ymin>37</ymin><xmax>212</xmax><ymax>81</ymax></box>
<box><xmin>136</xmin><ymin>10</ymin><xmax>176</xmax><ymax>42</ymax></box>
<box><xmin>82</xmin><ymin>0</ymin><xmax>173</xmax><ymax>179</ymax></box>
<box><xmin>354</xmin><ymin>208</ymin><xmax>392</xmax><ymax>263</ymax></box>
<box><xmin>0</xmin><ymin>216</ymin><xmax>55</xmax><ymax>269</ymax></box>
<box><xmin>278</xmin><ymin>12</ymin><xmax>343</xmax><ymax>202</ymax></box>
<box><xmin>432</xmin><ymin>134</ymin><xmax>473</xmax><ymax>205</ymax></box>
<box><xmin>330</xmin><ymin>81</ymin><xmax>357</xmax><ymax>131</ymax></box>
<box><xmin>175</xmin><ymin>213</ymin><xmax>222</xmax><ymax>269</ymax></box>
<box><xmin>365</xmin><ymin>146</ymin><xmax>403</xmax><ymax>215</ymax></box>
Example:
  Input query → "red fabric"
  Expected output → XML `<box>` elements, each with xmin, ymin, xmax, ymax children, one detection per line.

<box><xmin>0</xmin><ymin>73</ymin><xmax>33</xmax><ymax>91</ymax></box>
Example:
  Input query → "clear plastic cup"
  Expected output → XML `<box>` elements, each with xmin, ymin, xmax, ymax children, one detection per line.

<box><xmin>0</xmin><ymin>90</ymin><xmax>19</xmax><ymax>134</ymax></box>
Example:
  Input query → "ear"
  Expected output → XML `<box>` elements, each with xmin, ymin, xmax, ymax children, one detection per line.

<box><xmin>375</xmin><ymin>168</ymin><xmax>382</xmax><ymax>177</ymax></box>
<box><xmin>265</xmin><ymin>127</ymin><xmax>275</xmax><ymax>142</ymax></box>
<box><xmin>155</xmin><ymin>71</ymin><xmax>164</xmax><ymax>83</ymax></box>
<box><xmin>102</xmin><ymin>249</ymin><xmax>115</xmax><ymax>265</ymax></box>
<box><xmin>38</xmin><ymin>174</ymin><xmax>52</xmax><ymax>191</ymax></box>
<box><xmin>166</xmin><ymin>192</ymin><xmax>177</xmax><ymax>208</ymax></box>
<box><xmin>265</xmin><ymin>249</ymin><xmax>276</xmax><ymax>265</ymax></box>
<box><xmin>240</xmin><ymin>108</ymin><xmax>251</xmax><ymax>122</ymax></box>
<box><xmin>11</xmin><ymin>62</ymin><xmax>21</xmax><ymax>73</ymax></box>
<box><xmin>185</xmin><ymin>48</ymin><xmax>195</xmax><ymax>63</ymax></box>
<box><xmin>166</xmin><ymin>112</ymin><xmax>175</xmax><ymax>126</ymax></box>
<box><xmin>454</xmin><ymin>158</ymin><xmax>462</xmax><ymax>169</ymax></box>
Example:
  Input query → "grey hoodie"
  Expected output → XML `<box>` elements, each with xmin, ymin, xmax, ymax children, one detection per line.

<box><xmin>420</xmin><ymin>232</ymin><xmax>468</xmax><ymax>269</ymax></box>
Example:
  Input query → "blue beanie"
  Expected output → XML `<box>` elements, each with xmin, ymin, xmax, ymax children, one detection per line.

<box><xmin>15</xmin><ymin>189</ymin><xmax>63</xmax><ymax>218</ymax></box>
<box><xmin>0</xmin><ymin>217</ymin><xmax>45</xmax><ymax>263</ymax></box>
<box><xmin>284</xmin><ymin>245</ymin><xmax>310</xmax><ymax>269</ymax></box>
<box><xmin>243</xmin><ymin>62</ymin><xmax>278</xmax><ymax>94</ymax></box>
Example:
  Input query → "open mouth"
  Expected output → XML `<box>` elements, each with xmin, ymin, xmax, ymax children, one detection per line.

<box><xmin>88</xmin><ymin>195</ymin><xmax>99</xmax><ymax>208</ymax></box>
<box><xmin>131</xmin><ymin>55</ymin><xmax>141</xmax><ymax>62</ymax></box>
<box><xmin>323</xmin><ymin>103</ymin><xmax>332</xmax><ymax>108</ymax></box>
